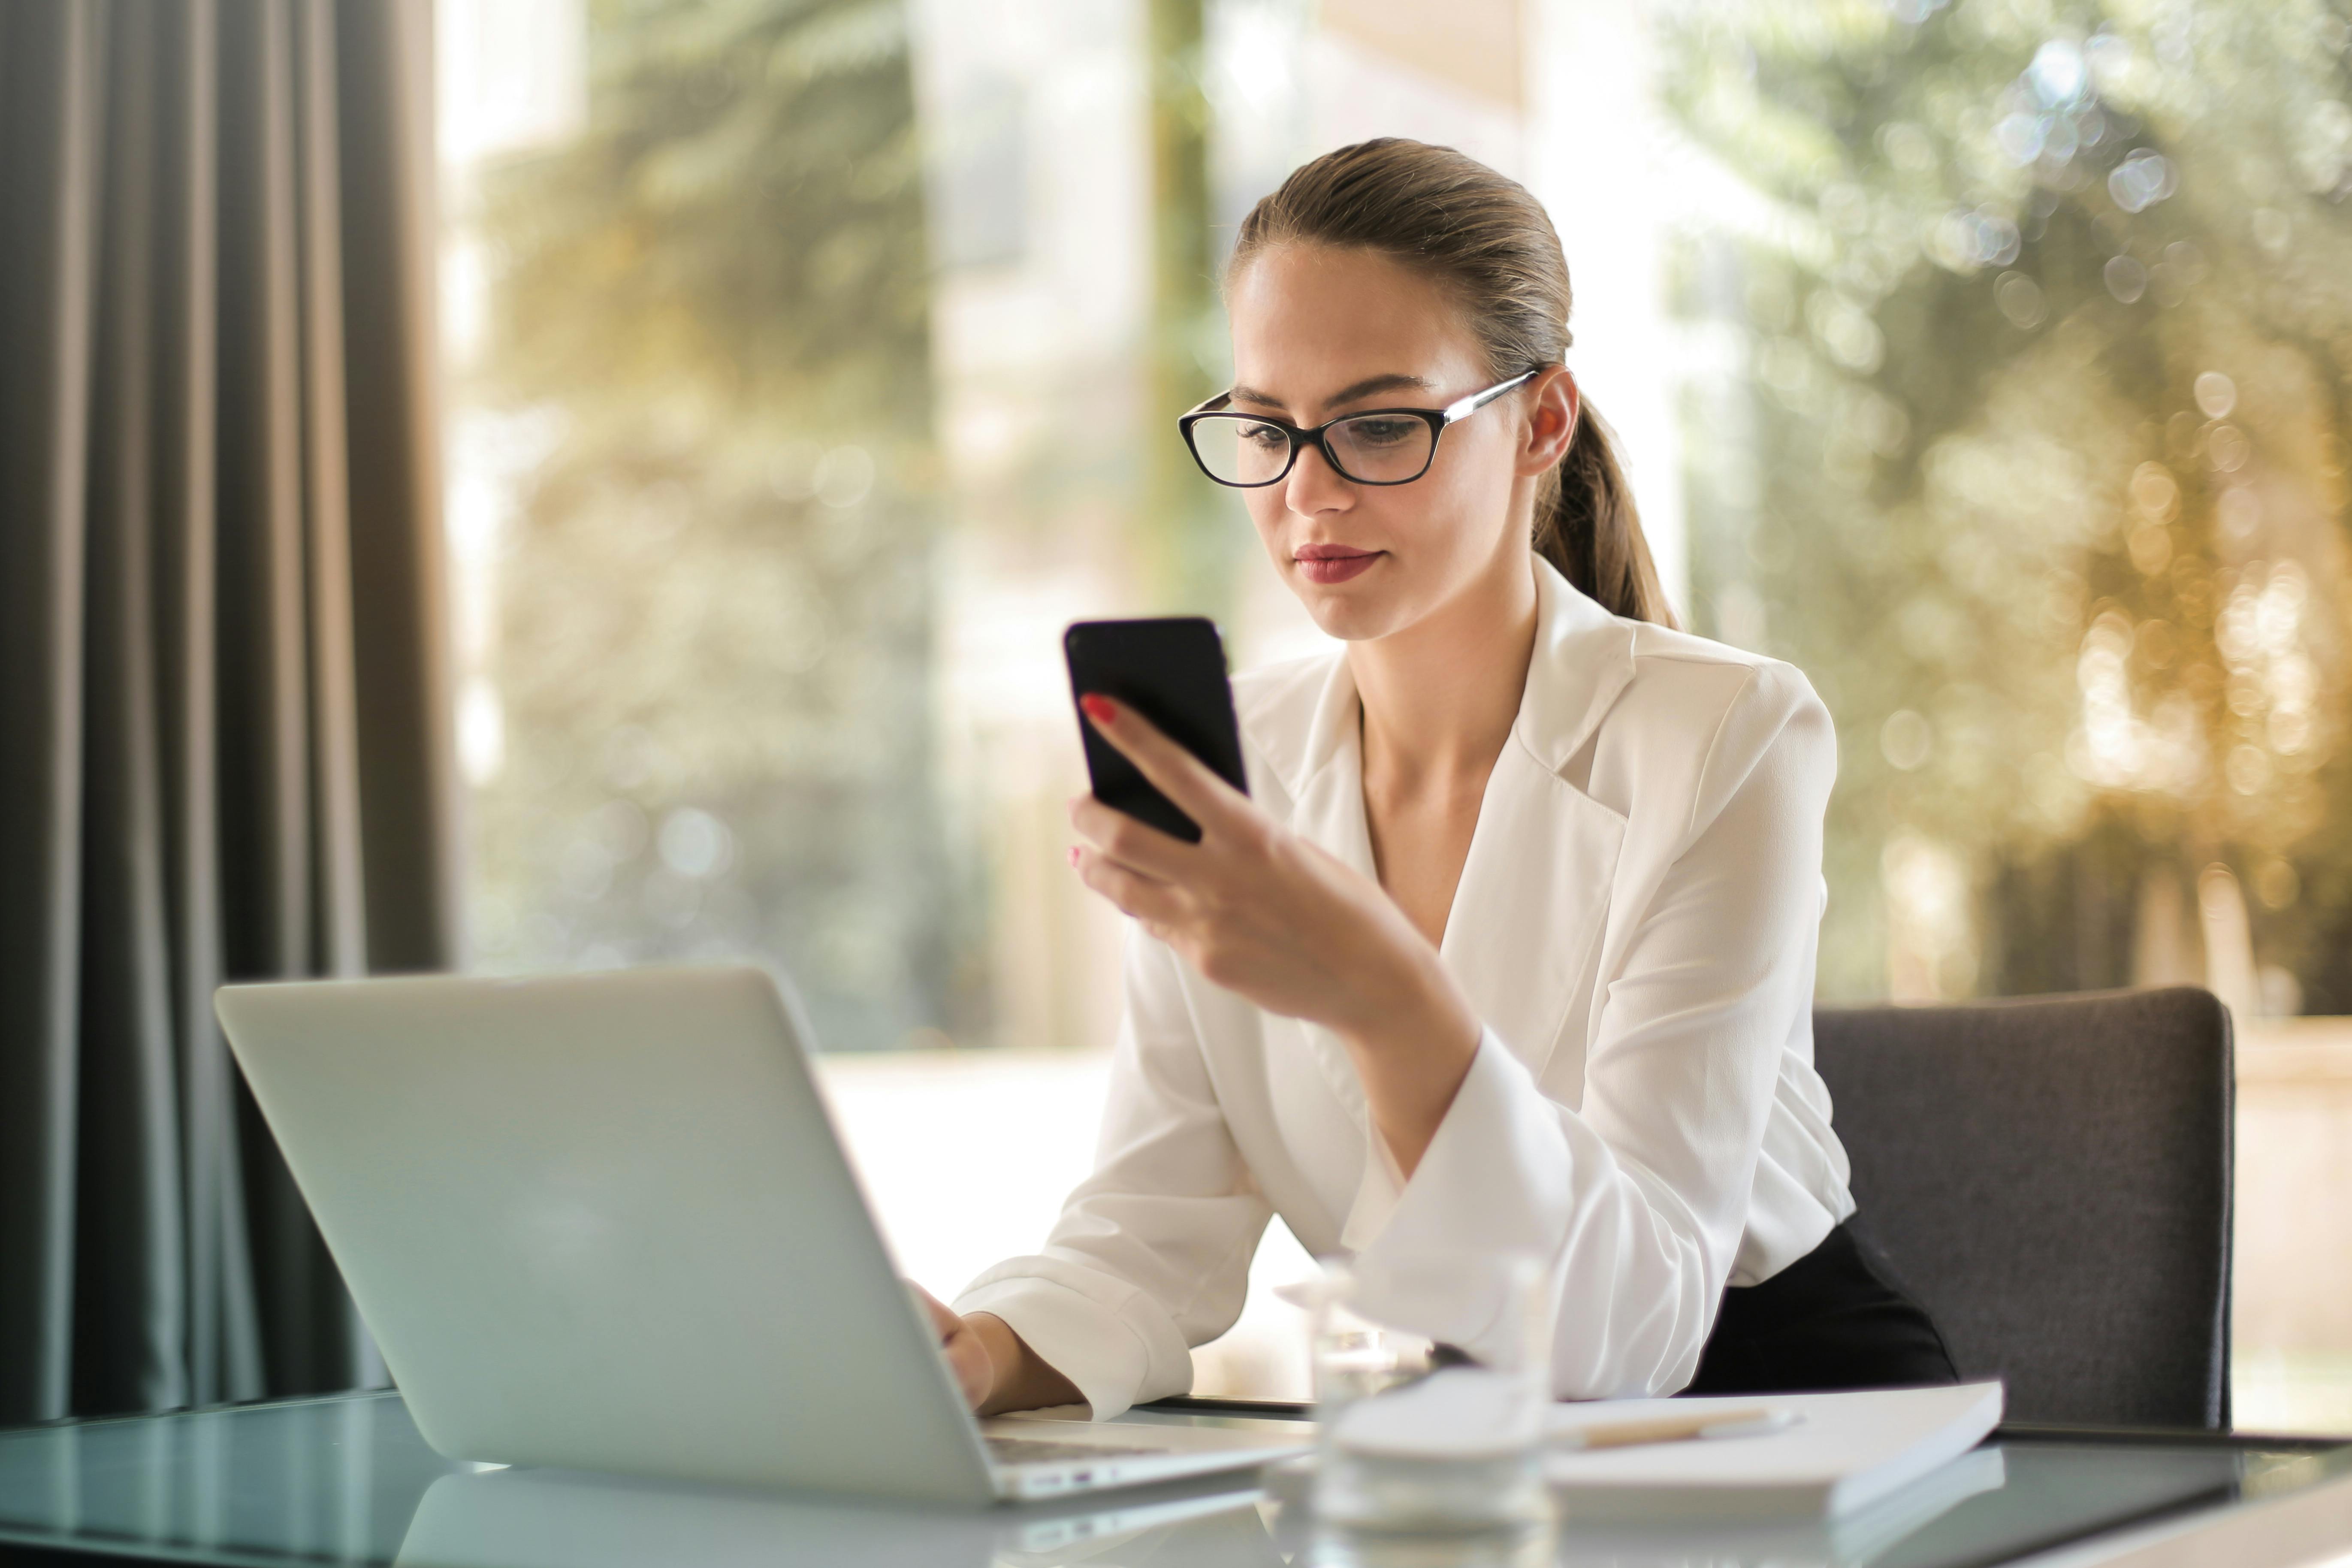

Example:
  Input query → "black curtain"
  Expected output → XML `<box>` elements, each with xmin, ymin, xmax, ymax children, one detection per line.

<box><xmin>0</xmin><ymin>0</ymin><xmax>458</xmax><ymax>1424</ymax></box>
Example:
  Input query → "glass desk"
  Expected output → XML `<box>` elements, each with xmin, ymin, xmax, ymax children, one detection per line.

<box><xmin>0</xmin><ymin>1392</ymin><xmax>2346</xmax><ymax>1568</ymax></box>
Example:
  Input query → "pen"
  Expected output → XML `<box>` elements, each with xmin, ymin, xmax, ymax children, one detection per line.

<box><xmin>1552</xmin><ymin>1407</ymin><xmax>1802</xmax><ymax>1451</ymax></box>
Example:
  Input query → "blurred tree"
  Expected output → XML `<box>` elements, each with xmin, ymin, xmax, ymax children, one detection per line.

<box><xmin>1663</xmin><ymin>0</ymin><xmax>2352</xmax><ymax>1008</ymax></box>
<box><xmin>1146</xmin><ymin>0</ymin><xmax>1236</xmax><ymax>615</ymax></box>
<box><xmin>464</xmin><ymin>0</ymin><xmax>976</xmax><ymax>1049</ymax></box>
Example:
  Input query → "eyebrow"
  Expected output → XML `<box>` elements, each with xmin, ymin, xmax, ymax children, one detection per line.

<box><xmin>1229</xmin><ymin>372</ymin><xmax>1439</xmax><ymax>415</ymax></box>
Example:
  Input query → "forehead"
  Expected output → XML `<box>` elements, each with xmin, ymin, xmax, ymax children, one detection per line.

<box><xmin>1225</xmin><ymin>245</ymin><xmax>1485</xmax><ymax>408</ymax></box>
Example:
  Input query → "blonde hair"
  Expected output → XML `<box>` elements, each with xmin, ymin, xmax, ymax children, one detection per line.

<box><xmin>1229</xmin><ymin>138</ymin><xmax>1676</xmax><ymax>626</ymax></box>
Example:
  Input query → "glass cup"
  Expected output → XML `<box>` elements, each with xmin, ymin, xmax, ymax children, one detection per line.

<box><xmin>1308</xmin><ymin>1249</ymin><xmax>1554</xmax><ymax>1536</ymax></box>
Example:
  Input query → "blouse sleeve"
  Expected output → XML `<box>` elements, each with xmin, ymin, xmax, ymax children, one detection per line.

<box><xmin>1350</xmin><ymin>662</ymin><xmax>1836</xmax><ymax>1399</ymax></box>
<box><xmin>951</xmin><ymin>928</ymin><xmax>1273</xmax><ymax>1420</ymax></box>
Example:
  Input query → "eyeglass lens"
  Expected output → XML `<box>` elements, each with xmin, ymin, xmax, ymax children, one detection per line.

<box><xmin>1192</xmin><ymin>413</ymin><xmax>1436</xmax><ymax>486</ymax></box>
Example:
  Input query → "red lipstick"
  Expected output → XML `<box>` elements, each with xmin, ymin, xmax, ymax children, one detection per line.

<box><xmin>1294</xmin><ymin>543</ymin><xmax>1383</xmax><ymax>585</ymax></box>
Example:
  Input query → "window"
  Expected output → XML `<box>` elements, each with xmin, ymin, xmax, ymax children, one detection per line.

<box><xmin>440</xmin><ymin>0</ymin><xmax>2352</xmax><ymax>1425</ymax></box>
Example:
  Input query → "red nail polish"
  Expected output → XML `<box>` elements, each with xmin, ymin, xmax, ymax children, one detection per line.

<box><xmin>1079</xmin><ymin>693</ymin><xmax>1115</xmax><ymax>724</ymax></box>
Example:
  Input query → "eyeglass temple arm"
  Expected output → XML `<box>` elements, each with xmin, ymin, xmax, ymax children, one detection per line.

<box><xmin>1441</xmin><ymin>369</ymin><xmax>1542</xmax><ymax>424</ymax></box>
<box><xmin>1188</xmin><ymin>374</ymin><xmax>1533</xmax><ymax>425</ymax></box>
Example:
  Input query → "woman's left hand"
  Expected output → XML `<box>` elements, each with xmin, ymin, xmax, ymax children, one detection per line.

<box><xmin>1068</xmin><ymin>694</ymin><xmax>1481</xmax><ymax>1165</ymax></box>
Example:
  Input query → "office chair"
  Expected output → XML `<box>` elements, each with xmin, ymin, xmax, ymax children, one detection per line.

<box><xmin>1813</xmin><ymin>987</ymin><xmax>2234</xmax><ymax>1429</ymax></box>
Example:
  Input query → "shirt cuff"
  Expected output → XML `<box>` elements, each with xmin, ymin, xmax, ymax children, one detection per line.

<box><xmin>954</xmin><ymin>1257</ymin><xmax>1193</xmax><ymax>1421</ymax></box>
<box><xmin>1338</xmin><ymin>1101</ymin><xmax>1411</xmax><ymax>1252</ymax></box>
<box><xmin>1347</xmin><ymin>1029</ymin><xmax>1579</xmax><ymax>1353</ymax></box>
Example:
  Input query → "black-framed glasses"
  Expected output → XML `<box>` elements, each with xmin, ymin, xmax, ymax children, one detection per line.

<box><xmin>1177</xmin><ymin>369</ymin><xmax>1539</xmax><ymax>488</ymax></box>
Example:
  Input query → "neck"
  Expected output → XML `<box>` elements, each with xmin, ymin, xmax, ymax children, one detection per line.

<box><xmin>1349</xmin><ymin>550</ymin><xmax>1541</xmax><ymax>788</ymax></box>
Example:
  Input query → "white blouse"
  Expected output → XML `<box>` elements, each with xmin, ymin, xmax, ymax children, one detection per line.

<box><xmin>955</xmin><ymin>557</ymin><xmax>1857</xmax><ymax>1418</ymax></box>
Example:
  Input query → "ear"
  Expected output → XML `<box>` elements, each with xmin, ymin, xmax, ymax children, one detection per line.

<box><xmin>1515</xmin><ymin>366</ymin><xmax>1579</xmax><ymax>478</ymax></box>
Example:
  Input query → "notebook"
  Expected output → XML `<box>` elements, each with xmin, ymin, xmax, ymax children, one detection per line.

<box><xmin>1543</xmin><ymin>1381</ymin><xmax>2005</xmax><ymax>1521</ymax></box>
<box><xmin>1560</xmin><ymin>1446</ymin><xmax>2010</xmax><ymax>1568</ymax></box>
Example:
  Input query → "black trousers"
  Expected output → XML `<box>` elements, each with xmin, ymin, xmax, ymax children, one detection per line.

<box><xmin>1682</xmin><ymin>1219</ymin><xmax>1959</xmax><ymax>1396</ymax></box>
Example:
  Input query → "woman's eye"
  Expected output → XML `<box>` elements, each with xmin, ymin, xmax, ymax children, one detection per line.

<box><xmin>1346</xmin><ymin>418</ymin><xmax>1416</xmax><ymax>446</ymax></box>
<box><xmin>1238</xmin><ymin>422</ymin><xmax>1288</xmax><ymax>450</ymax></box>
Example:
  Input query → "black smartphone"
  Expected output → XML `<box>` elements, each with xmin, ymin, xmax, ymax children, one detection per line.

<box><xmin>1063</xmin><ymin>617</ymin><xmax>1249</xmax><ymax>843</ymax></box>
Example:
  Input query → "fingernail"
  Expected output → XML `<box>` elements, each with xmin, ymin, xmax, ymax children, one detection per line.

<box><xmin>1079</xmin><ymin>693</ymin><xmax>1115</xmax><ymax>725</ymax></box>
<box><xmin>1067</xmin><ymin>846</ymin><xmax>1080</xmax><ymax>867</ymax></box>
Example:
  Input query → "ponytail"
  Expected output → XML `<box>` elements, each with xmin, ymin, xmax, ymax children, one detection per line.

<box><xmin>1231</xmin><ymin>138</ymin><xmax>1676</xmax><ymax>628</ymax></box>
<box><xmin>1538</xmin><ymin>397</ymin><xmax>1676</xmax><ymax>627</ymax></box>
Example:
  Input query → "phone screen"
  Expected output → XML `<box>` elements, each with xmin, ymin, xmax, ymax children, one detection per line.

<box><xmin>1063</xmin><ymin>617</ymin><xmax>1248</xmax><ymax>843</ymax></box>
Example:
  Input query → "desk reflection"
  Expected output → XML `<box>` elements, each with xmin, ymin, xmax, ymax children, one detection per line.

<box><xmin>1283</xmin><ymin>1448</ymin><xmax>2003</xmax><ymax>1568</ymax></box>
<box><xmin>390</xmin><ymin>1447</ymin><xmax>2005</xmax><ymax>1568</ymax></box>
<box><xmin>8</xmin><ymin>1390</ymin><xmax>2304</xmax><ymax>1568</ymax></box>
<box><xmin>394</xmin><ymin>1465</ymin><xmax>1282</xmax><ymax>1568</ymax></box>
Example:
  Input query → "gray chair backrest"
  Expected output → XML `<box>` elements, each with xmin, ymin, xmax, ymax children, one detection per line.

<box><xmin>1813</xmin><ymin>987</ymin><xmax>2232</xmax><ymax>1429</ymax></box>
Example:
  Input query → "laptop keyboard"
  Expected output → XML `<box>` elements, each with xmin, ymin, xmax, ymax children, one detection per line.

<box><xmin>987</xmin><ymin>1435</ymin><xmax>1171</xmax><ymax>1466</ymax></box>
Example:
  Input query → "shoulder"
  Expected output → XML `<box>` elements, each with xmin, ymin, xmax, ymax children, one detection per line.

<box><xmin>1601</xmin><ymin>622</ymin><xmax>1835</xmax><ymax>831</ymax></box>
<box><xmin>1521</xmin><ymin>558</ymin><xmax>1827</xmax><ymax>783</ymax></box>
<box><xmin>1620</xmin><ymin>622</ymin><xmax>1827</xmax><ymax>737</ymax></box>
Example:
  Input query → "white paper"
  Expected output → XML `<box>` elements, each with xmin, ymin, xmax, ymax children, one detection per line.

<box><xmin>1543</xmin><ymin>1381</ymin><xmax>2005</xmax><ymax>1521</ymax></box>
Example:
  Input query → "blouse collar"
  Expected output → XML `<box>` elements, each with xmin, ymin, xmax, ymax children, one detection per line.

<box><xmin>1267</xmin><ymin>553</ymin><xmax>1639</xmax><ymax>803</ymax></box>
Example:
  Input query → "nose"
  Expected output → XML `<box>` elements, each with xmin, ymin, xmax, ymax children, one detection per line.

<box><xmin>1282</xmin><ymin>438</ymin><xmax>1354</xmax><ymax>518</ymax></box>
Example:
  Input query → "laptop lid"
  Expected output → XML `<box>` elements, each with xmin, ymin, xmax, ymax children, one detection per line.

<box><xmin>215</xmin><ymin>966</ymin><xmax>999</xmax><ymax>1503</ymax></box>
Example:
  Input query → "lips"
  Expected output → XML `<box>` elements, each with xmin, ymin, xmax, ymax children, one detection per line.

<box><xmin>1294</xmin><ymin>544</ymin><xmax>1383</xmax><ymax>585</ymax></box>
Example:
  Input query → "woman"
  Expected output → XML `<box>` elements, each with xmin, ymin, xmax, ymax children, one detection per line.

<box><xmin>916</xmin><ymin>139</ymin><xmax>1955</xmax><ymax>1418</ymax></box>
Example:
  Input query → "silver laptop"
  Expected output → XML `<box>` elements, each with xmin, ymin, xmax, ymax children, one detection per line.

<box><xmin>214</xmin><ymin>965</ymin><xmax>1310</xmax><ymax>1503</ymax></box>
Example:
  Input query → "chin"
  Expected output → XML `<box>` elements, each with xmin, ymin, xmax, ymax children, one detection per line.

<box><xmin>1296</xmin><ymin>583</ymin><xmax>1415</xmax><ymax>643</ymax></box>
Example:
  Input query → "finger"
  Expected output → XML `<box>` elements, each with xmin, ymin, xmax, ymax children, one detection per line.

<box><xmin>1068</xmin><ymin>793</ymin><xmax>1192</xmax><ymax>878</ymax></box>
<box><xmin>912</xmin><ymin>1283</ymin><xmax>959</xmax><ymax>1341</ymax></box>
<box><xmin>942</xmin><ymin>1326</ymin><xmax>993</xmax><ymax>1409</ymax></box>
<box><xmin>1075</xmin><ymin>846</ymin><xmax>1188</xmax><ymax>926</ymax></box>
<box><xmin>1077</xmin><ymin>695</ymin><xmax>1247</xmax><ymax>836</ymax></box>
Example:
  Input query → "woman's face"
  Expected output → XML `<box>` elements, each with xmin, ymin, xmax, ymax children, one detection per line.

<box><xmin>1222</xmin><ymin>244</ymin><xmax>1570</xmax><ymax>644</ymax></box>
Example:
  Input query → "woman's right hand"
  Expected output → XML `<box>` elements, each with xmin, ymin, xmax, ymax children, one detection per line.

<box><xmin>911</xmin><ymin>1284</ymin><xmax>1085</xmax><ymax>1414</ymax></box>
